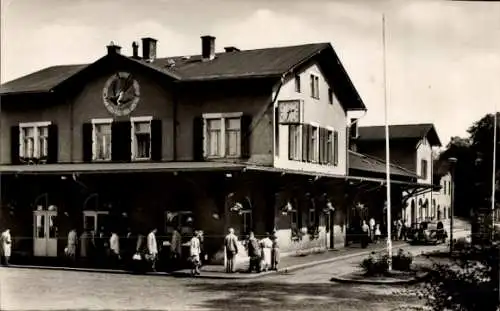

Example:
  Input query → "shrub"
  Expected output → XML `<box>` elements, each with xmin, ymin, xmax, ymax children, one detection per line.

<box><xmin>416</xmin><ymin>242</ymin><xmax>500</xmax><ymax>311</ymax></box>
<box><xmin>392</xmin><ymin>249</ymin><xmax>414</xmax><ymax>271</ymax></box>
<box><xmin>360</xmin><ymin>252</ymin><xmax>389</xmax><ymax>276</ymax></box>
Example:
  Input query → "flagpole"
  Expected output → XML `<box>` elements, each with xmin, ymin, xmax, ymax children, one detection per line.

<box><xmin>382</xmin><ymin>13</ymin><xmax>393</xmax><ymax>271</ymax></box>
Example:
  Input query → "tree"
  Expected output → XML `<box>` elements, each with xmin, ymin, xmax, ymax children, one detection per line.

<box><xmin>436</xmin><ymin>113</ymin><xmax>500</xmax><ymax>218</ymax></box>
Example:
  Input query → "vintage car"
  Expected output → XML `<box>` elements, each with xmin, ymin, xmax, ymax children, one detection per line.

<box><xmin>409</xmin><ymin>221</ymin><xmax>447</xmax><ymax>245</ymax></box>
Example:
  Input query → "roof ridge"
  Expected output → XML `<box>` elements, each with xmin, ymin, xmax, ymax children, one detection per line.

<box><xmin>156</xmin><ymin>42</ymin><xmax>331</xmax><ymax>60</ymax></box>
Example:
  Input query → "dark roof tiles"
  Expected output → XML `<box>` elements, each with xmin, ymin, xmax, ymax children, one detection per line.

<box><xmin>358</xmin><ymin>123</ymin><xmax>442</xmax><ymax>147</ymax></box>
<box><xmin>349</xmin><ymin>150</ymin><xmax>418</xmax><ymax>179</ymax></box>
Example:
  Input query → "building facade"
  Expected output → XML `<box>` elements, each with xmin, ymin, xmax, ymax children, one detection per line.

<box><xmin>354</xmin><ymin>124</ymin><xmax>442</xmax><ymax>226</ymax></box>
<box><xmin>0</xmin><ymin>35</ymin><xmax>430</xmax><ymax>269</ymax></box>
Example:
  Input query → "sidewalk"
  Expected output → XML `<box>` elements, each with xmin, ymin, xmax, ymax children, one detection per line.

<box><xmin>4</xmin><ymin>240</ymin><xmax>408</xmax><ymax>280</ymax></box>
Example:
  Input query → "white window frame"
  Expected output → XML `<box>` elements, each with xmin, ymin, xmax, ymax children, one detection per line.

<box><xmin>310</xmin><ymin>74</ymin><xmax>320</xmax><ymax>99</ymax></box>
<box><xmin>288</xmin><ymin>124</ymin><xmax>302</xmax><ymax>161</ymax></box>
<box><xmin>310</xmin><ymin>123</ymin><xmax>319</xmax><ymax>163</ymax></box>
<box><xmin>91</xmin><ymin>118</ymin><xmax>113</xmax><ymax>161</ymax></box>
<box><xmin>83</xmin><ymin>210</ymin><xmax>109</xmax><ymax>232</ymax></box>
<box><xmin>202</xmin><ymin>112</ymin><xmax>243</xmax><ymax>159</ymax></box>
<box><xmin>130</xmin><ymin>116</ymin><xmax>153</xmax><ymax>161</ymax></box>
<box><xmin>326</xmin><ymin>127</ymin><xmax>334</xmax><ymax>164</ymax></box>
<box><xmin>19</xmin><ymin>121</ymin><xmax>52</xmax><ymax>159</ymax></box>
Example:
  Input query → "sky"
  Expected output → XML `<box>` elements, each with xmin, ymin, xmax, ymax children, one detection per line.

<box><xmin>2</xmin><ymin>0</ymin><xmax>500</xmax><ymax>147</ymax></box>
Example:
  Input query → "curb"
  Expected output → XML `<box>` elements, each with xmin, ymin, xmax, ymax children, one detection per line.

<box><xmin>330</xmin><ymin>271</ymin><xmax>429</xmax><ymax>285</ymax></box>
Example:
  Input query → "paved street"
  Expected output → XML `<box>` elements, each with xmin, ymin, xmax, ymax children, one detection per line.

<box><xmin>0</xmin><ymin>242</ymin><xmax>451</xmax><ymax>311</ymax></box>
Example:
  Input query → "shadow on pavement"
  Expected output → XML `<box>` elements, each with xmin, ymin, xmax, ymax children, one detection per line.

<box><xmin>187</xmin><ymin>281</ymin><xmax>421</xmax><ymax>311</ymax></box>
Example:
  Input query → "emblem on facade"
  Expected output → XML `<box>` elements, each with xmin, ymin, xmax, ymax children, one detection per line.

<box><xmin>102</xmin><ymin>72</ymin><xmax>140</xmax><ymax>116</ymax></box>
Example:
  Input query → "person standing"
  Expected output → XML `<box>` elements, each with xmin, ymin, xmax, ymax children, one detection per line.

<box><xmin>260</xmin><ymin>233</ymin><xmax>273</xmax><ymax>272</ymax></box>
<box><xmin>246</xmin><ymin>232</ymin><xmax>261</xmax><ymax>273</ymax></box>
<box><xmin>147</xmin><ymin>228</ymin><xmax>158</xmax><ymax>272</ymax></box>
<box><xmin>369</xmin><ymin>217</ymin><xmax>376</xmax><ymax>242</ymax></box>
<box><xmin>189</xmin><ymin>231</ymin><xmax>202</xmax><ymax>276</ymax></box>
<box><xmin>66</xmin><ymin>228</ymin><xmax>78</xmax><ymax>266</ymax></box>
<box><xmin>361</xmin><ymin>220</ymin><xmax>370</xmax><ymax>248</ymax></box>
<box><xmin>109</xmin><ymin>230</ymin><xmax>121</xmax><ymax>268</ymax></box>
<box><xmin>271</xmin><ymin>231</ymin><xmax>280</xmax><ymax>271</ymax></box>
<box><xmin>224</xmin><ymin>228</ymin><xmax>239</xmax><ymax>273</ymax></box>
<box><xmin>0</xmin><ymin>229</ymin><xmax>12</xmax><ymax>266</ymax></box>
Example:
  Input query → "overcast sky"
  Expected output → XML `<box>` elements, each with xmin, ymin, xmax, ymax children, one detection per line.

<box><xmin>2</xmin><ymin>0</ymin><xmax>500</xmax><ymax>146</ymax></box>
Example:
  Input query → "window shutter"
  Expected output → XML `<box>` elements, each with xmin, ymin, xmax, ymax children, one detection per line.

<box><xmin>10</xmin><ymin>126</ymin><xmax>20</xmax><ymax>165</ymax></box>
<box><xmin>193</xmin><ymin>117</ymin><xmax>204</xmax><ymax>161</ymax></box>
<box><xmin>82</xmin><ymin>123</ymin><xmax>93</xmax><ymax>162</ymax></box>
<box><xmin>111</xmin><ymin>121</ymin><xmax>131</xmax><ymax>162</ymax></box>
<box><xmin>301</xmin><ymin>124</ymin><xmax>308</xmax><ymax>162</ymax></box>
<box><xmin>319</xmin><ymin>128</ymin><xmax>325</xmax><ymax>164</ymax></box>
<box><xmin>307</xmin><ymin>125</ymin><xmax>313</xmax><ymax>162</ymax></box>
<box><xmin>333</xmin><ymin>131</ymin><xmax>339</xmax><ymax>166</ymax></box>
<box><xmin>288</xmin><ymin>125</ymin><xmax>294</xmax><ymax>160</ymax></box>
<box><xmin>151</xmin><ymin>119</ymin><xmax>162</xmax><ymax>161</ymax></box>
<box><xmin>241</xmin><ymin>115</ymin><xmax>252</xmax><ymax>159</ymax></box>
<box><xmin>47</xmin><ymin>124</ymin><xmax>58</xmax><ymax>163</ymax></box>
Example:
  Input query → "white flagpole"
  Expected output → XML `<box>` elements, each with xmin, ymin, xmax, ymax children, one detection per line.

<box><xmin>492</xmin><ymin>109</ymin><xmax>497</xmax><ymax>226</ymax></box>
<box><xmin>382</xmin><ymin>13</ymin><xmax>393</xmax><ymax>271</ymax></box>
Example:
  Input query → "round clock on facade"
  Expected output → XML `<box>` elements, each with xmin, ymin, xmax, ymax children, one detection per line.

<box><xmin>102</xmin><ymin>72</ymin><xmax>140</xmax><ymax>116</ymax></box>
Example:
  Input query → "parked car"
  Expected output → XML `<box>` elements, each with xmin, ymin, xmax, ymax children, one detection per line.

<box><xmin>410</xmin><ymin>221</ymin><xmax>447</xmax><ymax>245</ymax></box>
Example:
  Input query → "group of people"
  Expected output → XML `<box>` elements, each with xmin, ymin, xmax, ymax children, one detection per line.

<box><xmin>0</xmin><ymin>229</ymin><xmax>12</xmax><ymax>266</ymax></box>
<box><xmin>223</xmin><ymin>228</ymin><xmax>280</xmax><ymax>274</ymax></box>
<box><xmin>359</xmin><ymin>217</ymin><xmax>407</xmax><ymax>248</ymax></box>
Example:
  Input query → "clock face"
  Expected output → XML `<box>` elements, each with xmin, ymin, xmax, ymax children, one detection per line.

<box><xmin>278</xmin><ymin>100</ymin><xmax>300</xmax><ymax>124</ymax></box>
<box><xmin>102</xmin><ymin>72</ymin><xmax>140</xmax><ymax>116</ymax></box>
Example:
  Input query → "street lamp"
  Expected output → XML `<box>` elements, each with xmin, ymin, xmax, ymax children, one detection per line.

<box><xmin>448</xmin><ymin>157</ymin><xmax>458</xmax><ymax>255</ymax></box>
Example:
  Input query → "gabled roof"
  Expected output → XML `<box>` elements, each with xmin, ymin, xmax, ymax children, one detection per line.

<box><xmin>0</xmin><ymin>42</ymin><xmax>366</xmax><ymax>110</ymax></box>
<box><xmin>349</xmin><ymin>150</ymin><xmax>418</xmax><ymax>179</ymax></box>
<box><xmin>357</xmin><ymin>123</ymin><xmax>442</xmax><ymax>147</ymax></box>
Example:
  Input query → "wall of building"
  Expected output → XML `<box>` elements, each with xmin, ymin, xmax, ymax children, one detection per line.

<box><xmin>273</xmin><ymin>62</ymin><xmax>348</xmax><ymax>176</ymax></box>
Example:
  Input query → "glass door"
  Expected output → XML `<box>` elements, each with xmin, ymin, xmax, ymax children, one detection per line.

<box><xmin>33</xmin><ymin>210</ymin><xmax>58</xmax><ymax>257</ymax></box>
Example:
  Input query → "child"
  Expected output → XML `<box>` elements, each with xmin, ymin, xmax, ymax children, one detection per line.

<box><xmin>375</xmin><ymin>224</ymin><xmax>381</xmax><ymax>243</ymax></box>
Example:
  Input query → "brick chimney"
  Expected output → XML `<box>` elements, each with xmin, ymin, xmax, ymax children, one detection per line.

<box><xmin>141</xmin><ymin>37</ymin><xmax>157</xmax><ymax>61</ymax></box>
<box><xmin>132</xmin><ymin>41</ymin><xmax>139</xmax><ymax>59</ymax></box>
<box><xmin>107</xmin><ymin>41</ymin><xmax>121</xmax><ymax>55</ymax></box>
<box><xmin>201</xmin><ymin>35</ymin><xmax>216</xmax><ymax>61</ymax></box>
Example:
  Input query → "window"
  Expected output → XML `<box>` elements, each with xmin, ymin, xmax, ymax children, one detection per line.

<box><xmin>131</xmin><ymin>117</ymin><xmax>152</xmax><ymax>160</ymax></box>
<box><xmin>288</xmin><ymin>125</ymin><xmax>301</xmax><ymax>160</ymax></box>
<box><xmin>326</xmin><ymin>130</ymin><xmax>333</xmax><ymax>164</ymax></box>
<box><xmin>19</xmin><ymin>122</ymin><xmax>51</xmax><ymax>159</ymax></box>
<box><xmin>241</xmin><ymin>210</ymin><xmax>252</xmax><ymax>236</ymax></box>
<box><xmin>310</xmin><ymin>74</ymin><xmax>320</xmax><ymax>99</ymax></box>
<box><xmin>311</xmin><ymin>126</ymin><xmax>318</xmax><ymax>162</ymax></box>
<box><xmin>333</xmin><ymin>131</ymin><xmax>339</xmax><ymax>166</ymax></box>
<box><xmin>295</xmin><ymin>75</ymin><xmax>301</xmax><ymax>93</ymax></box>
<box><xmin>92</xmin><ymin>119</ymin><xmax>112</xmax><ymax>161</ymax></box>
<box><xmin>328</xmin><ymin>88</ymin><xmax>333</xmax><ymax>105</ymax></box>
<box><xmin>421</xmin><ymin>159</ymin><xmax>428</xmax><ymax>179</ymax></box>
<box><xmin>203</xmin><ymin>112</ymin><xmax>243</xmax><ymax>158</ymax></box>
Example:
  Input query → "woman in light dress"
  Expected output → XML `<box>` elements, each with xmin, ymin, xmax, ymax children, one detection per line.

<box><xmin>260</xmin><ymin>232</ymin><xmax>273</xmax><ymax>272</ymax></box>
<box><xmin>1</xmin><ymin>229</ymin><xmax>12</xmax><ymax>266</ymax></box>
<box><xmin>189</xmin><ymin>231</ymin><xmax>202</xmax><ymax>276</ymax></box>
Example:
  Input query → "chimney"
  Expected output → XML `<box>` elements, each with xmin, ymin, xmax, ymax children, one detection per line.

<box><xmin>132</xmin><ymin>41</ymin><xmax>139</xmax><ymax>59</ymax></box>
<box><xmin>107</xmin><ymin>41</ymin><xmax>121</xmax><ymax>55</ymax></box>
<box><xmin>141</xmin><ymin>37</ymin><xmax>157</xmax><ymax>61</ymax></box>
<box><xmin>224</xmin><ymin>46</ymin><xmax>240</xmax><ymax>53</ymax></box>
<box><xmin>201</xmin><ymin>35</ymin><xmax>216</xmax><ymax>61</ymax></box>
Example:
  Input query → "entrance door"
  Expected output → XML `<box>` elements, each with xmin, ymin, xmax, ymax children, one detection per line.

<box><xmin>33</xmin><ymin>210</ymin><xmax>58</xmax><ymax>257</ymax></box>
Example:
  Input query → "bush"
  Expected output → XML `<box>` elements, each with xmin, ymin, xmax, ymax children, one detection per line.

<box><xmin>360</xmin><ymin>252</ymin><xmax>389</xmax><ymax>276</ymax></box>
<box><xmin>392</xmin><ymin>249</ymin><xmax>413</xmax><ymax>271</ymax></box>
<box><xmin>416</xmin><ymin>242</ymin><xmax>500</xmax><ymax>311</ymax></box>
